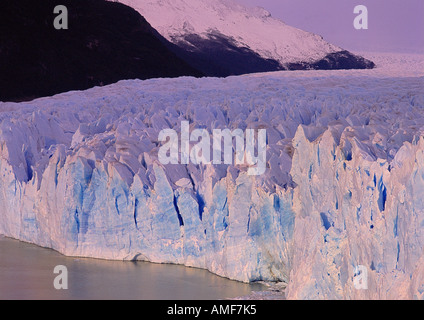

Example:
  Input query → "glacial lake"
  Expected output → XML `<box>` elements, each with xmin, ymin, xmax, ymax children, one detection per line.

<box><xmin>0</xmin><ymin>235</ymin><xmax>264</xmax><ymax>300</ymax></box>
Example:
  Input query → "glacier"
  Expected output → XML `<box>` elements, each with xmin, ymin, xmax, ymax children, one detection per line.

<box><xmin>0</xmin><ymin>53</ymin><xmax>424</xmax><ymax>299</ymax></box>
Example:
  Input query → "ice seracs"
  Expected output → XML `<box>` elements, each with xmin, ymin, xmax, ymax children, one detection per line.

<box><xmin>0</xmin><ymin>53</ymin><xmax>423</xmax><ymax>299</ymax></box>
<box><xmin>158</xmin><ymin>121</ymin><xmax>267</xmax><ymax>175</ymax></box>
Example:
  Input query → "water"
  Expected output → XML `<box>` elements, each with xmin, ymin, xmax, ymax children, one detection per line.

<box><xmin>0</xmin><ymin>236</ymin><xmax>264</xmax><ymax>300</ymax></box>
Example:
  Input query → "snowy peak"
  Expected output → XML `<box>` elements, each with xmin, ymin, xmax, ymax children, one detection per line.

<box><xmin>117</xmin><ymin>0</ymin><xmax>373</xmax><ymax>73</ymax></box>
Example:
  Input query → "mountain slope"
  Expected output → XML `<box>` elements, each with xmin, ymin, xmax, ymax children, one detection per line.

<box><xmin>118</xmin><ymin>0</ymin><xmax>375</xmax><ymax>76</ymax></box>
<box><xmin>0</xmin><ymin>0</ymin><xmax>203</xmax><ymax>102</ymax></box>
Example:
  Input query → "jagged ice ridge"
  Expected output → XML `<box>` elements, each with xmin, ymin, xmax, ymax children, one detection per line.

<box><xmin>0</xmin><ymin>54</ymin><xmax>424</xmax><ymax>299</ymax></box>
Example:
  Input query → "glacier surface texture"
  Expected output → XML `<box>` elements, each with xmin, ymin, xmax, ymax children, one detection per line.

<box><xmin>0</xmin><ymin>54</ymin><xmax>424</xmax><ymax>299</ymax></box>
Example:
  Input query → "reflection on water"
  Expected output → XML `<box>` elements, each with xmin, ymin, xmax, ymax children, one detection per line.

<box><xmin>0</xmin><ymin>236</ymin><xmax>264</xmax><ymax>300</ymax></box>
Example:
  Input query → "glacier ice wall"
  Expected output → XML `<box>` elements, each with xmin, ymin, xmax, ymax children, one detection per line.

<box><xmin>1</xmin><ymin>59</ymin><xmax>424</xmax><ymax>299</ymax></box>
<box><xmin>287</xmin><ymin>126</ymin><xmax>424</xmax><ymax>299</ymax></box>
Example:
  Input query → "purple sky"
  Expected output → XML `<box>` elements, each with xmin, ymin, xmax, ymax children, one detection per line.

<box><xmin>237</xmin><ymin>0</ymin><xmax>424</xmax><ymax>53</ymax></box>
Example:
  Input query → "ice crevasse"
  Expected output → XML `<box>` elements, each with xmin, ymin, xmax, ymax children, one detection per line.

<box><xmin>0</xmin><ymin>64</ymin><xmax>424</xmax><ymax>299</ymax></box>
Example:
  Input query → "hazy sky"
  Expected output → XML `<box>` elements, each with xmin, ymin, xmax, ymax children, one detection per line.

<box><xmin>237</xmin><ymin>0</ymin><xmax>424</xmax><ymax>53</ymax></box>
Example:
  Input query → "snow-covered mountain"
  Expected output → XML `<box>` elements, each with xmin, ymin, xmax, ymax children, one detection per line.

<box><xmin>116</xmin><ymin>0</ymin><xmax>375</xmax><ymax>75</ymax></box>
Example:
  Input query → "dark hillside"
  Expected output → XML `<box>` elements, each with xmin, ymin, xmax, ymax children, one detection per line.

<box><xmin>0</xmin><ymin>0</ymin><xmax>203</xmax><ymax>102</ymax></box>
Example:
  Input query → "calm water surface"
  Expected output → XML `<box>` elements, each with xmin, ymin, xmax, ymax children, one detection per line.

<box><xmin>0</xmin><ymin>236</ymin><xmax>264</xmax><ymax>300</ymax></box>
